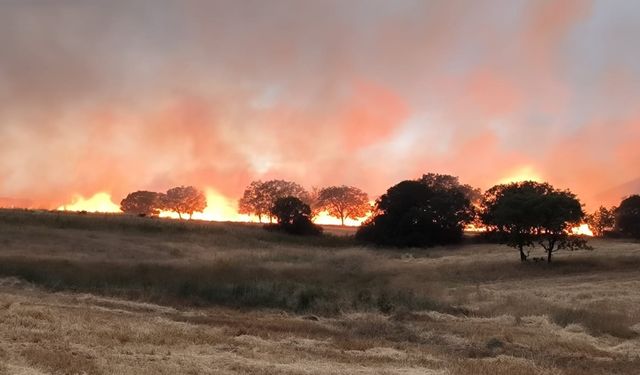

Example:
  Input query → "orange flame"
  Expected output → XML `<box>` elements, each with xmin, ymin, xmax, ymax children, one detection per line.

<box><xmin>571</xmin><ymin>223</ymin><xmax>594</xmax><ymax>236</ymax></box>
<box><xmin>158</xmin><ymin>188</ymin><xmax>252</xmax><ymax>222</ymax></box>
<box><xmin>57</xmin><ymin>192</ymin><xmax>121</xmax><ymax>213</ymax></box>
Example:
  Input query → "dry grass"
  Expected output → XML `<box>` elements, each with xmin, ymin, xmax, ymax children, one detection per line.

<box><xmin>0</xmin><ymin>209</ymin><xmax>639</xmax><ymax>374</ymax></box>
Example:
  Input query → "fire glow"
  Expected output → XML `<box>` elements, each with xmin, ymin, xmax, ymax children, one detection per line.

<box><xmin>56</xmin><ymin>190</ymin><xmax>369</xmax><ymax>226</ymax></box>
<box><xmin>55</xmin><ymin>191</ymin><xmax>593</xmax><ymax>235</ymax></box>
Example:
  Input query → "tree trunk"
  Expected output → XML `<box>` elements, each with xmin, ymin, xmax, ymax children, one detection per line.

<box><xmin>519</xmin><ymin>245</ymin><xmax>527</xmax><ymax>262</ymax></box>
<box><xmin>547</xmin><ymin>250</ymin><xmax>552</xmax><ymax>263</ymax></box>
<box><xmin>177</xmin><ymin>212</ymin><xmax>183</xmax><ymax>220</ymax></box>
<box><xmin>341</xmin><ymin>216</ymin><xmax>345</xmax><ymax>226</ymax></box>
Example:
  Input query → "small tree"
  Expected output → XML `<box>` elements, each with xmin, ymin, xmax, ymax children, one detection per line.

<box><xmin>316</xmin><ymin>185</ymin><xmax>370</xmax><ymax>226</ymax></box>
<box><xmin>120</xmin><ymin>191</ymin><xmax>162</xmax><ymax>216</ymax></box>
<box><xmin>356</xmin><ymin>174</ymin><xmax>475</xmax><ymax>247</ymax></box>
<box><xmin>238</xmin><ymin>179</ymin><xmax>308</xmax><ymax>222</ymax></box>
<box><xmin>238</xmin><ymin>180</ymin><xmax>269</xmax><ymax>222</ymax></box>
<box><xmin>162</xmin><ymin>186</ymin><xmax>206</xmax><ymax>219</ymax></box>
<box><xmin>615</xmin><ymin>195</ymin><xmax>640</xmax><ymax>238</ymax></box>
<box><xmin>481</xmin><ymin>181</ymin><xmax>588</xmax><ymax>263</ymax></box>
<box><xmin>269</xmin><ymin>196</ymin><xmax>322</xmax><ymax>235</ymax></box>
<box><xmin>586</xmin><ymin>206</ymin><xmax>616</xmax><ymax>237</ymax></box>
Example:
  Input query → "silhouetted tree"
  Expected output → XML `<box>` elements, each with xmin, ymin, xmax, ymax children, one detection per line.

<box><xmin>162</xmin><ymin>186</ymin><xmax>206</xmax><ymax>219</ymax></box>
<box><xmin>269</xmin><ymin>196</ymin><xmax>322</xmax><ymax>235</ymax></box>
<box><xmin>316</xmin><ymin>185</ymin><xmax>370</xmax><ymax>226</ymax></box>
<box><xmin>356</xmin><ymin>174</ymin><xmax>475</xmax><ymax>247</ymax></box>
<box><xmin>238</xmin><ymin>180</ymin><xmax>269</xmax><ymax>222</ymax></box>
<box><xmin>238</xmin><ymin>179</ymin><xmax>308</xmax><ymax>222</ymax></box>
<box><xmin>481</xmin><ymin>181</ymin><xmax>588</xmax><ymax>263</ymax></box>
<box><xmin>306</xmin><ymin>186</ymin><xmax>322</xmax><ymax>220</ymax></box>
<box><xmin>586</xmin><ymin>206</ymin><xmax>616</xmax><ymax>237</ymax></box>
<box><xmin>120</xmin><ymin>191</ymin><xmax>162</xmax><ymax>216</ymax></box>
<box><xmin>615</xmin><ymin>195</ymin><xmax>640</xmax><ymax>238</ymax></box>
<box><xmin>418</xmin><ymin>173</ymin><xmax>482</xmax><ymax>205</ymax></box>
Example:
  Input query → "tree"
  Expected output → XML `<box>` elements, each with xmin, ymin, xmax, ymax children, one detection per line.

<box><xmin>120</xmin><ymin>191</ymin><xmax>162</xmax><ymax>216</ymax></box>
<box><xmin>238</xmin><ymin>180</ymin><xmax>308</xmax><ymax>222</ymax></box>
<box><xmin>316</xmin><ymin>185</ymin><xmax>370</xmax><ymax>226</ymax></box>
<box><xmin>356</xmin><ymin>174</ymin><xmax>475</xmax><ymax>247</ymax></box>
<box><xmin>238</xmin><ymin>180</ymin><xmax>269</xmax><ymax>222</ymax></box>
<box><xmin>162</xmin><ymin>186</ymin><xmax>206</xmax><ymax>219</ymax></box>
<box><xmin>269</xmin><ymin>196</ymin><xmax>322</xmax><ymax>235</ymax></box>
<box><xmin>615</xmin><ymin>195</ymin><xmax>640</xmax><ymax>238</ymax></box>
<box><xmin>586</xmin><ymin>206</ymin><xmax>616</xmax><ymax>237</ymax></box>
<box><xmin>418</xmin><ymin>173</ymin><xmax>481</xmax><ymax>205</ymax></box>
<box><xmin>481</xmin><ymin>181</ymin><xmax>588</xmax><ymax>263</ymax></box>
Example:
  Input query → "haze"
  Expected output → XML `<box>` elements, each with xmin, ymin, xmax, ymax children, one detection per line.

<box><xmin>1</xmin><ymin>0</ymin><xmax>639</xmax><ymax>213</ymax></box>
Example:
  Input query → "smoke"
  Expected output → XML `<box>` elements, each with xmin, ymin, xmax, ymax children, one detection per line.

<box><xmin>0</xmin><ymin>0</ymin><xmax>638</xmax><ymax>210</ymax></box>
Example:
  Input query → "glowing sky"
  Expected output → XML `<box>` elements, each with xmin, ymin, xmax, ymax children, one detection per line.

<box><xmin>0</xmin><ymin>0</ymin><xmax>638</xmax><ymax>211</ymax></box>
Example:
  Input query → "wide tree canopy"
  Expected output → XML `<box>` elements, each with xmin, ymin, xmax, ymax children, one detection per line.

<box><xmin>356</xmin><ymin>174</ymin><xmax>475</xmax><ymax>247</ymax></box>
<box><xmin>481</xmin><ymin>181</ymin><xmax>587</xmax><ymax>263</ymax></box>
<box><xmin>316</xmin><ymin>185</ymin><xmax>370</xmax><ymax>226</ymax></box>
<box><xmin>162</xmin><ymin>186</ymin><xmax>206</xmax><ymax>219</ymax></box>
<box><xmin>120</xmin><ymin>190</ymin><xmax>162</xmax><ymax>216</ymax></box>
<box><xmin>238</xmin><ymin>180</ymin><xmax>308</xmax><ymax>222</ymax></box>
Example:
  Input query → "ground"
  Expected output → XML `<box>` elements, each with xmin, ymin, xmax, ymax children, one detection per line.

<box><xmin>0</xmin><ymin>209</ymin><xmax>638</xmax><ymax>374</ymax></box>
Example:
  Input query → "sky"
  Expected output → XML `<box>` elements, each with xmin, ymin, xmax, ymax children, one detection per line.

<box><xmin>0</xmin><ymin>0</ymin><xmax>639</xmax><ymax>213</ymax></box>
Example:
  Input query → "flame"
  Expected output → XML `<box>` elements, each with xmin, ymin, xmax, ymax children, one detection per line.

<box><xmin>313</xmin><ymin>211</ymin><xmax>367</xmax><ymax>226</ymax></box>
<box><xmin>55</xmin><ymin>189</ymin><xmax>375</xmax><ymax>226</ymax></box>
<box><xmin>159</xmin><ymin>188</ymin><xmax>253</xmax><ymax>222</ymax></box>
<box><xmin>57</xmin><ymin>192</ymin><xmax>121</xmax><ymax>213</ymax></box>
<box><xmin>571</xmin><ymin>223</ymin><xmax>594</xmax><ymax>236</ymax></box>
<box><xmin>498</xmin><ymin>166</ymin><xmax>542</xmax><ymax>184</ymax></box>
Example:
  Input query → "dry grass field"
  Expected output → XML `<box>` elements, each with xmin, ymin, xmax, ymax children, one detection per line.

<box><xmin>0</xmin><ymin>209</ymin><xmax>639</xmax><ymax>374</ymax></box>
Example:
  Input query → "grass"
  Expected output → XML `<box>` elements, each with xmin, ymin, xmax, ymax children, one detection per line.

<box><xmin>0</xmin><ymin>209</ymin><xmax>639</xmax><ymax>374</ymax></box>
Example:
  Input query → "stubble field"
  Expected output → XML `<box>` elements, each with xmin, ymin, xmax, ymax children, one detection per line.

<box><xmin>0</xmin><ymin>209</ymin><xmax>638</xmax><ymax>374</ymax></box>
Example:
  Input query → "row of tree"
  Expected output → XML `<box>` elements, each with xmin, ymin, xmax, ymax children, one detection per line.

<box><xmin>120</xmin><ymin>177</ymin><xmax>640</xmax><ymax>264</ymax></box>
<box><xmin>238</xmin><ymin>180</ymin><xmax>371</xmax><ymax>225</ymax></box>
<box><xmin>585</xmin><ymin>196</ymin><xmax>640</xmax><ymax>239</ymax></box>
<box><xmin>120</xmin><ymin>186</ymin><xmax>206</xmax><ymax>219</ymax></box>
<box><xmin>351</xmin><ymin>174</ymin><xmax>640</xmax><ymax>263</ymax></box>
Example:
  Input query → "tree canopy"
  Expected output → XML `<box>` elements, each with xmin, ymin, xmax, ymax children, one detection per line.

<box><xmin>120</xmin><ymin>191</ymin><xmax>162</xmax><ymax>217</ymax></box>
<box><xmin>615</xmin><ymin>195</ymin><xmax>640</xmax><ymax>238</ymax></box>
<box><xmin>356</xmin><ymin>174</ymin><xmax>475</xmax><ymax>247</ymax></box>
<box><xmin>586</xmin><ymin>206</ymin><xmax>616</xmax><ymax>237</ymax></box>
<box><xmin>238</xmin><ymin>180</ymin><xmax>308</xmax><ymax>222</ymax></box>
<box><xmin>481</xmin><ymin>181</ymin><xmax>588</xmax><ymax>263</ymax></box>
<box><xmin>269</xmin><ymin>196</ymin><xmax>321</xmax><ymax>235</ymax></box>
<box><xmin>162</xmin><ymin>186</ymin><xmax>206</xmax><ymax>219</ymax></box>
<box><xmin>316</xmin><ymin>185</ymin><xmax>370</xmax><ymax>226</ymax></box>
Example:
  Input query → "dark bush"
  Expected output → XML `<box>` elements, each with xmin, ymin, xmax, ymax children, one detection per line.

<box><xmin>615</xmin><ymin>195</ymin><xmax>640</xmax><ymax>239</ymax></box>
<box><xmin>268</xmin><ymin>196</ymin><xmax>322</xmax><ymax>236</ymax></box>
<box><xmin>356</xmin><ymin>175</ymin><xmax>475</xmax><ymax>247</ymax></box>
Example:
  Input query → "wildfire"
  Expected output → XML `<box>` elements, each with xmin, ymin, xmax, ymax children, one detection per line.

<box><xmin>57</xmin><ymin>192</ymin><xmax>121</xmax><ymax>213</ymax></box>
<box><xmin>571</xmin><ymin>223</ymin><xmax>594</xmax><ymax>236</ymax></box>
<box><xmin>313</xmin><ymin>211</ymin><xmax>367</xmax><ymax>226</ymax></box>
<box><xmin>158</xmin><ymin>188</ymin><xmax>252</xmax><ymax>222</ymax></box>
<box><xmin>56</xmin><ymin>190</ymin><xmax>373</xmax><ymax>226</ymax></box>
